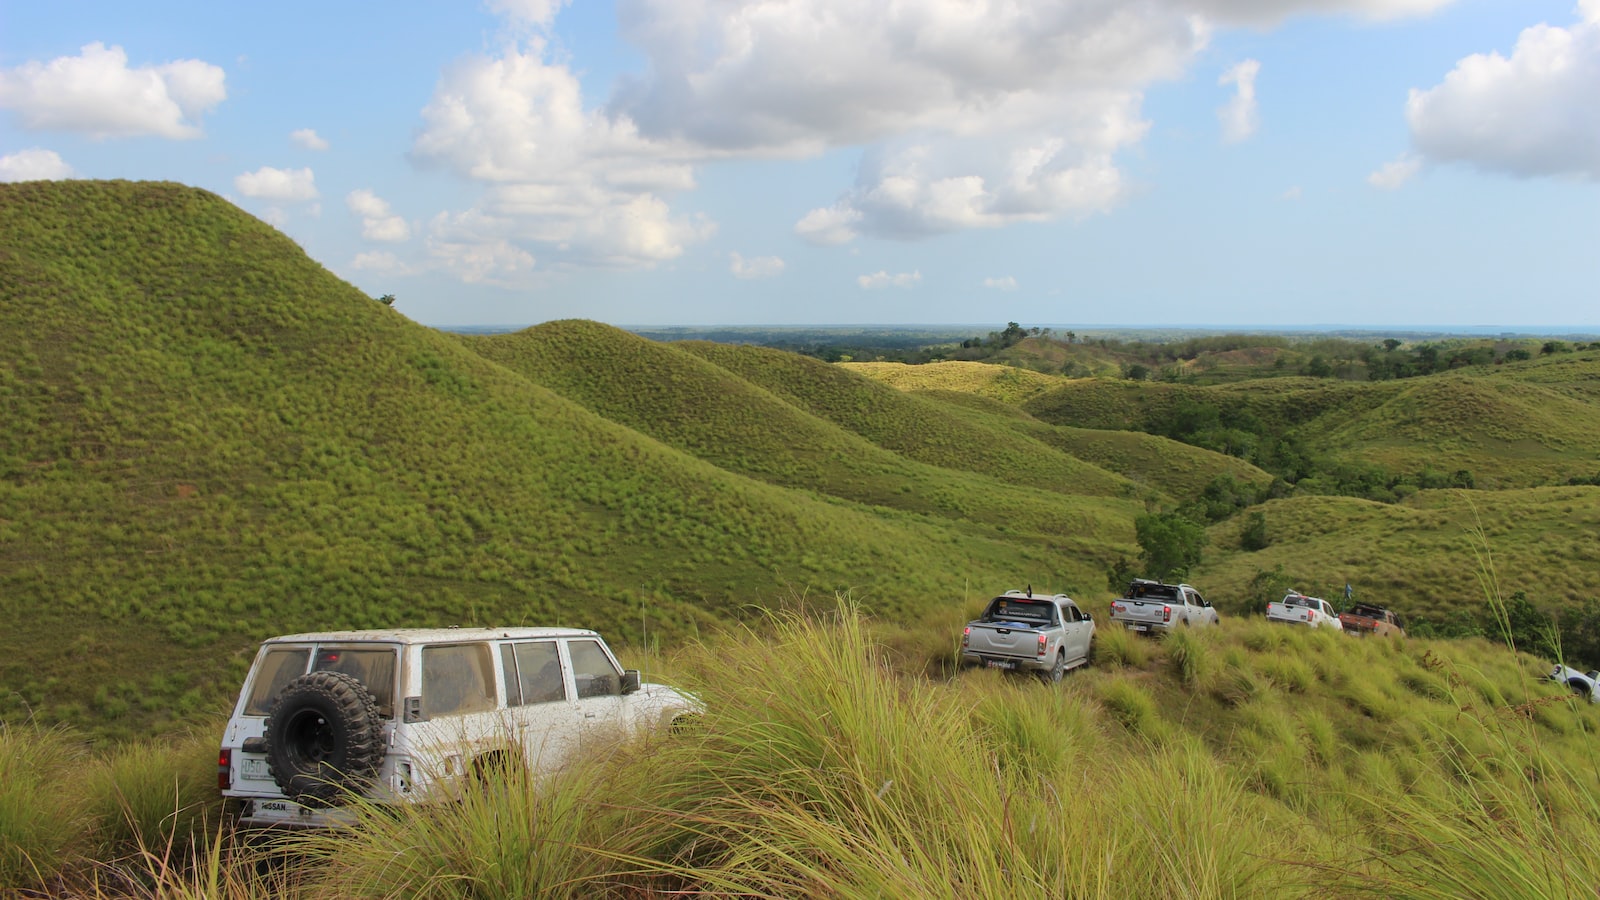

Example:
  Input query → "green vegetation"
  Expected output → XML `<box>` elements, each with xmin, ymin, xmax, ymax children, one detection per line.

<box><xmin>9</xmin><ymin>604</ymin><xmax>1600</xmax><ymax>898</ymax></box>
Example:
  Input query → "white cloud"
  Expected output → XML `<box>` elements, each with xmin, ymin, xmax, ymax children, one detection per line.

<box><xmin>488</xmin><ymin>0</ymin><xmax>569</xmax><ymax>28</ymax></box>
<box><xmin>350</xmin><ymin>251</ymin><xmax>417</xmax><ymax>276</ymax></box>
<box><xmin>235</xmin><ymin>166</ymin><xmax>318</xmax><ymax>201</ymax></box>
<box><xmin>0</xmin><ymin>148</ymin><xmax>74</xmax><ymax>181</ymax></box>
<box><xmin>0</xmin><ymin>42</ymin><xmax>224</xmax><ymax>139</ymax></box>
<box><xmin>259</xmin><ymin>207</ymin><xmax>289</xmax><ymax>228</ymax></box>
<box><xmin>411</xmin><ymin>39</ymin><xmax>710</xmax><ymax>272</ymax></box>
<box><xmin>1280</xmin><ymin>185</ymin><xmax>1302</xmax><ymax>200</ymax></box>
<box><xmin>1218</xmin><ymin>59</ymin><xmax>1261</xmax><ymax>143</ymax></box>
<box><xmin>1405</xmin><ymin>9</ymin><xmax>1600</xmax><ymax>180</ymax></box>
<box><xmin>291</xmin><ymin>128</ymin><xmax>329</xmax><ymax>150</ymax></box>
<box><xmin>794</xmin><ymin>205</ymin><xmax>863</xmax><ymax>246</ymax></box>
<box><xmin>983</xmin><ymin>276</ymin><xmax>1018</xmax><ymax>290</ymax></box>
<box><xmin>729</xmin><ymin>252</ymin><xmax>785</xmax><ymax>280</ymax></box>
<box><xmin>858</xmin><ymin>270</ymin><xmax>921</xmax><ymax>289</ymax></box>
<box><xmin>346</xmin><ymin>189</ymin><xmax>411</xmax><ymax>242</ymax></box>
<box><xmin>1176</xmin><ymin>0</ymin><xmax>1457</xmax><ymax>26</ymax></box>
<box><xmin>1367</xmin><ymin>153</ymin><xmax>1422</xmax><ymax>189</ymax></box>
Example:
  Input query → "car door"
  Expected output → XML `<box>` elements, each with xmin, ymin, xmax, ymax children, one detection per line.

<box><xmin>500</xmin><ymin>640</ymin><xmax>585</xmax><ymax>777</ymax></box>
<box><xmin>565</xmin><ymin>637</ymin><xmax>632</xmax><ymax>749</ymax></box>
<box><xmin>1062</xmin><ymin>602</ymin><xmax>1088</xmax><ymax>659</ymax></box>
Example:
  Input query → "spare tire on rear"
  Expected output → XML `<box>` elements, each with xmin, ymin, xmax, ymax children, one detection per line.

<box><xmin>264</xmin><ymin>671</ymin><xmax>385</xmax><ymax>806</ymax></box>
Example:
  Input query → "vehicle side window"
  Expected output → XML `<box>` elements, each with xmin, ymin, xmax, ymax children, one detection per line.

<box><xmin>1066</xmin><ymin>606</ymin><xmax>1082</xmax><ymax>623</ymax></box>
<box><xmin>313</xmin><ymin>648</ymin><xmax>397</xmax><ymax>718</ymax></box>
<box><xmin>422</xmin><ymin>643</ymin><xmax>496</xmax><ymax>718</ymax></box>
<box><xmin>568</xmin><ymin>639</ymin><xmax>622</xmax><ymax>699</ymax></box>
<box><xmin>506</xmin><ymin>641</ymin><xmax>566</xmax><ymax>705</ymax></box>
<box><xmin>245</xmin><ymin>648</ymin><xmax>310</xmax><ymax>714</ymax></box>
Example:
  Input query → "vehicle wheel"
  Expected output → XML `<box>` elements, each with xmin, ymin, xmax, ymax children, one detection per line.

<box><xmin>1040</xmin><ymin>652</ymin><xmax>1066</xmax><ymax>685</ymax></box>
<box><xmin>1568</xmin><ymin>678</ymin><xmax>1591</xmax><ymax>700</ymax></box>
<box><xmin>264</xmin><ymin>671</ymin><xmax>385</xmax><ymax>807</ymax></box>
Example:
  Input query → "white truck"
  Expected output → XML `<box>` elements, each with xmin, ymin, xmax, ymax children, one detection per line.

<box><xmin>1266</xmin><ymin>590</ymin><xmax>1343</xmax><ymax>629</ymax></box>
<box><xmin>218</xmin><ymin>626</ymin><xmax>699</xmax><ymax>828</ymax></box>
<box><xmin>960</xmin><ymin>590</ymin><xmax>1095</xmax><ymax>683</ymax></box>
<box><xmin>1108</xmin><ymin>579</ymin><xmax>1220</xmax><ymax>634</ymax></box>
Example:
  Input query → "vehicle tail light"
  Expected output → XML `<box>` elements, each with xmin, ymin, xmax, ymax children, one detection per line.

<box><xmin>1162</xmin><ymin>605</ymin><xmax>1171</xmax><ymax>623</ymax></box>
<box><xmin>962</xmin><ymin>626</ymin><xmax>970</xmax><ymax>648</ymax></box>
<box><xmin>217</xmin><ymin>748</ymin><xmax>231</xmax><ymax>791</ymax></box>
<box><xmin>1037</xmin><ymin>633</ymin><xmax>1048</xmax><ymax>657</ymax></box>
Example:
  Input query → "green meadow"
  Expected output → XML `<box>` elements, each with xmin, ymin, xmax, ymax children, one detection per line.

<box><xmin>5</xmin><ymin>180</ymin><xmax>1600</xmax><ymax>895</ymax></box>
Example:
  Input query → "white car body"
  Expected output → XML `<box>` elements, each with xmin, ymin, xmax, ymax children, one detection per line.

<box><xmin>1109</xmin><ymin>579</ymin><xmax>1220</xmax><ymax>634</ymax></box>
<box><xmin>1550</xmin><ymin>664</ymin><xmax>1600</xmax><ymax>703</ymax></box>
<box><xmin>218</xmin><ymin>627</ymin><xmax>698</xmax><ymax>828</ymax></box>
<box><xmin>1266</xmin><ymin>591</ymin><xmax>1344</xmax><ymax>630</ymax></box>
<box><xmin>960</xmin><ymin>590</ymin><xmax>1095</xmax><ymax>682</ymax></box>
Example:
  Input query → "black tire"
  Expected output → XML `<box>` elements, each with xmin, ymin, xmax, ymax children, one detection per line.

<box><xmin>1040</xmin><ymin>651</ymin><xmax>1066</xmax><ymax>685</ymax></box>
<box><xmin>264</xmin><ymin>671</ymin><xmax>385</xmax><ymax>806</ymax></box>
<box><xmin>1569</xmin><ymin>678</ymin><xmax>1591</xmax><ymax>699</ymax></box>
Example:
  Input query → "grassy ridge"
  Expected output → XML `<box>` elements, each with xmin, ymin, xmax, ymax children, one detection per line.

<box><xmin>1196</xmin><ymin>486</ymin><xmax>1600</xmax><ymax>618</ymax></box>
<box><xmin>0</xmin><ymin>181</ymin><xmax>1119</xmax><ymax>738</ymax></box>
<box><xmin>458</xmin><ymin>320</ymin><xmax>1145</xmax><ymax>542</ymax></box>
<box><xmin>8</xmin><ymin>604</ymin><xmax>1600</xmax><ymax>898</ymax></box>
<box><xmin>681</xmin><ymin>340</ymin><xmax>1133</xmax><ymax>497</ymax></box>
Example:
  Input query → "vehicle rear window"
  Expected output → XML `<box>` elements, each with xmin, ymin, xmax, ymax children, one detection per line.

<box><xmin>313</xmin><ymin>648</ymin><xmax>397</xmax><ymax>718</ymax></box>
<box><xmin>244</xmin><ymin>648</ymin><xmax>311</xmax><ymax>715</ymax></box>
<box><xmin>983</xmin><ymin>598</ymin><xmax>1057</xmax><ymax>625</ymax></box>
<box><xmin>422</xmin><ymin>643</ymin><xmax>496</xmax><ymax>718</ymax></box>
<box><xmin>1128</xmin><ymin>583</ymin><xmax>1177</xmax><ymax>601</ymax></box>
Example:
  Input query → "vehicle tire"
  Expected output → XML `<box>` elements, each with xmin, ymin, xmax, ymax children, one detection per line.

<box><xmin>264</xmin><ymin>671</ymin><xmax>385</xmax><ymax>807</ymax></box>
<box><xmin>1040</xmin><ymin>652</ymin><xmax>1066</xmax><ymax>685</ymax></box>
<box><xmin>1568</xmin><ymin>678</ymin><xmax>1591</xmax><ymax>700</ymax></box>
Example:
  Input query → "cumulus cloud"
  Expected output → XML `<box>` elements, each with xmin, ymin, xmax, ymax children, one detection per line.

<box><xmin>0</xmin><ymin>42</ymin><xmax>224</xmax><ymax>139</ymax></box>
<box><xmin>729</xmin><ymin>252</ymin><xmax>785</xmax><ymax>279</ymax></box>
<box><xmin>984</xmin><ymin>276</ymin><xmax>1018</xmax><ymax>290</ymax></box>
<box><xmin>1176</xmin><ymin>0</ymin><xmax>1457</xmax><ymax>26</ymax></box>
<box><xmin>291</xmin><ymin>128</ymin><xmax>329</xmax><ymax>150</ymax></box>
<box><xmin>1405</xmin><ymin>7</ymin><xmax>1600</xmax><ymax>180</ymax></box>
<box><xmin>794</xmin><ymin>205</ymin><xmax>863</xmax><ymax>246</ymax></box>
<box><xmin>1367</xmin><ymin>153</ymin><xmax>1422</xmax><ymax>189</ymax></box>
<box><xmin>1218</xmin><ymin>59</ymin><xmax>1261</xmax><ymax>142</ymax></box>
<box><xmin>411</xmin><ymin>38</ymin><xmax>709</xmax><ymax>271</ymax></box>
<box><xmin>858</xmin><ymin>270</ymin><xmax>921</xmax><ymax>289</ymax></box>
<box><xmin>0</xmin><ymin>148</ymin><xmax>74</xmax><ymax>181</ymax></box>
<box><xmin>347</xmin><ymin>189</ymin><xmax>411</xmax><ymax>242</ymax></box>
<box><xmin>488</xmin><ymin>0</ymin><xmax>569</xmax><ymax>28</ymax></box>
<box><xmin>235</xmin><ymin>167</ymin><xmax>318</xmax><ymax>201</ymax></box>
<box><xmin>350</xmin><ymin>251</ymin><xmax>418</xmax><ymax>276</ymax></box>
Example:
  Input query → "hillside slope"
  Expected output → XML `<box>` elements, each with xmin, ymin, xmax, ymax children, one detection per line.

<box><xmin>458</xmin><ymin>320</ymin><xmax>1145</xmax><ymax>538</ymax></box>
<box><xmin>0</xmin><ymin>181</ymin><xmax>1120</xmax><ymax>737</ymax></box>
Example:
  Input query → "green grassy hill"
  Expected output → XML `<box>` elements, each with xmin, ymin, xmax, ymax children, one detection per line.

<box><xmin>457</xmin><ymin>321</ymin><xmax>1143</xmax><ymax>541</ymax></box>
<box><xmin>679</xmin><ymin>341</ymin><xmax>1133</xmax><ymax>498</ymax></box>
<box><xmin>0</xmin><ymin>181</ymin><xmax>1122</xmax><ymax>738</ymax></box>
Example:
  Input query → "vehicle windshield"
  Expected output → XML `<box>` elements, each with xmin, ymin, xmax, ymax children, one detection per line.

<box><xmin>983</xmin><ymin>598</ymin><xmax>1057</xmax><ymax>626</ymax></box>
<box><xmin>1282</xmin><ymin>594</ymin><xmax>1315</xmax><ymax>607</ymax></box>
<box><xmin>1347</xmin><ymin>605</ymin><xmax>1383</xmax><ymax>617</ymax></box>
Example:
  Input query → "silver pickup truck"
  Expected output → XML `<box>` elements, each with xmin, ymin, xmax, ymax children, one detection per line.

<box><xmin>1109</xmin><ymin>578</ymin><xmax>1220</xmax><ymax>634</ymax></box>
<box><xmin>960</xmin><ymin>590</ymin><xmax>1095</xmax><ymax>683</ymax></box>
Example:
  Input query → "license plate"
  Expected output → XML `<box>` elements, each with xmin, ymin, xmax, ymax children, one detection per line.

<box><xmin>242</xmin><ymin>757</ymin><xmax>270</xmax><ymax>781</ymax></box>
<box><xmin>1130</xmin><ymin>624</ymin><xmax>1148</xmax><ymax>632</ymax></box>
<box><xmin>985</xmin><ymin>660</ymin><xmax>1016</xmax><ymax>670</ymax></box>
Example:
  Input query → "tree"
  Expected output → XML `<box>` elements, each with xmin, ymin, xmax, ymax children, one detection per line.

<box><xmin>1239</xmin><ymin>511</ymin><xmax>1268</xmax><ymax>551</ymax></box>
<box><xmin>1381</xmin><ymin>339</ymin><xmax>1402</xmax><ymax>352</ymax></box>
<box><xmin>1135</xmin><ymin>512</ymin><xmax>1207</xmax><ymax>582</ymax></box>
<box><xmin>377</xmin><ymin>294</ymin><xmax>396</xmax><ymax>307</ymax></box>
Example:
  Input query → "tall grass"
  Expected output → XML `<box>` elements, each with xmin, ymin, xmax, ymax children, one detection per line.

<box><xmin>0</xmin><ymin>721</ymin><xmax>82</xmax><ymax>893</ymax></box>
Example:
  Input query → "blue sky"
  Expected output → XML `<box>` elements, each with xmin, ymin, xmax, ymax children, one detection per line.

<box><xmin>2</xmin><ymin>0</ymin><xmax>1595</xmax><ymax>329</ymax></box>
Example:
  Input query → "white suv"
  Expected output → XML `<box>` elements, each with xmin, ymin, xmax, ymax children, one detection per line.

<box><xmin>218</xmin><ymin>627</ymin><xmax>699</xmax><ymax>828</ymax></box>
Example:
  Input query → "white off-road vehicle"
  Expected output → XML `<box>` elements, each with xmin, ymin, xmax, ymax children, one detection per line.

<box><xmin>218</xmin><ymin>627</ymin><xmax>699</xmax><ymax>828</ymax></box>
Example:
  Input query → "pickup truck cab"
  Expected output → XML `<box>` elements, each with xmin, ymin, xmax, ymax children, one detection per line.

<box><xmin>1338</xmin><ymin>603</ymin><xmax>1406</xmax><ymax>637</ymax></box>
<box><xmin>961</xmin><ymin>590</ymin><xmax>1095</xmax><ymax>683</ymax></box>
<box><xmin>1109</xmin><ymin>579</ymin><xmax>1219</xmax><ymax>634</ymax></box>
<box><xmin>1266</xmin><ymin>591</ymin><xmax>1343</xmax><ymax>629</ymax></box>
<box><xmin>218</xmin><ymin>627</ymin><xmax>699</xmax><ymax>829</ymax></box>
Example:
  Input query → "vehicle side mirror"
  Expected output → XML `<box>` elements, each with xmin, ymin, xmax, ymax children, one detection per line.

<box><xmin>621</xmin><ymin>669</ymin><xmax>642</xmax><ymax>695</ymax></box>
